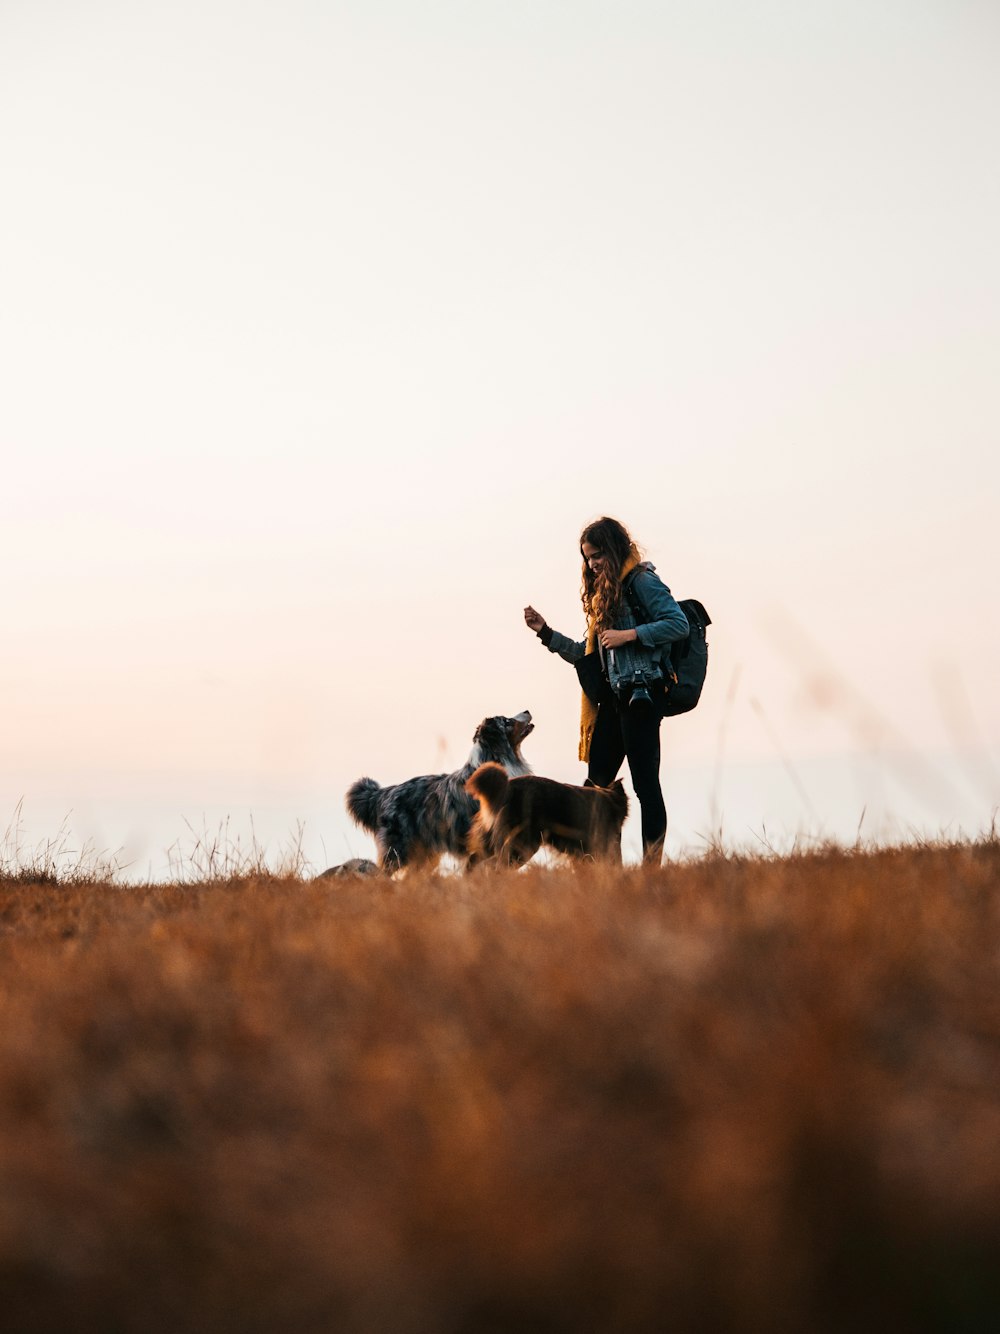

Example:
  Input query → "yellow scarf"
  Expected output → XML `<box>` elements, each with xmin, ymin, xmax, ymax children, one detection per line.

<box><xmin>579</xmin><ymin>547</ymin><xmax>641</xmax><ymax>761</ymax></box>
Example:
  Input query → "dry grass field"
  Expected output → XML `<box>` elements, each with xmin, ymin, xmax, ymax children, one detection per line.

<box><xmin>1</xmin><ymin>839</ymin><xmax>998</xmax><ymax>1333</ymax></box>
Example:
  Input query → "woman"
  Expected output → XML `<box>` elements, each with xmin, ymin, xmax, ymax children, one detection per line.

<box><xmin>524</xmin><ymin>516</ymin><xmax>689</xmax><ymax>862</ymax></box>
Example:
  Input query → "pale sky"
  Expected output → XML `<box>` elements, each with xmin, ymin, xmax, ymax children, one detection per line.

<box><xmin>3</xmin><ymin>0</ymin><xmax>998</xmax><ymax>874</ymax></box>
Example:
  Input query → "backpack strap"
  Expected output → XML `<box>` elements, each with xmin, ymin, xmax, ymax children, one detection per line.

<box><xmin>622</xmin><ymin>569</ymin><xmax>647</xmax><ymax>625</ymax></box>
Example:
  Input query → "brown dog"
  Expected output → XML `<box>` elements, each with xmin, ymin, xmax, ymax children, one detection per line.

<box><xmin>465</xmin><ymin>763</ymin><xmax>628</xmax><ymax>866</ymax></box>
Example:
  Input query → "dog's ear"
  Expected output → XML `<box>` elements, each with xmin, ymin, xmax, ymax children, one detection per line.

<box><xmin>475</xmin><ymin>717</ymin><xmax>498</xmax><ymax>744</ymax></box>
<box><xmin>583</xmin><ymin>778</ymin><xmax>596</xmax><ymax>788</ymax></box>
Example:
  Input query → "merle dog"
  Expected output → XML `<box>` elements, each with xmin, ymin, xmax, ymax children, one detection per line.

<box><xmin>346</xmin><ymin>712</ymin><xmax>533</xmax><ymax>873</ymax></box>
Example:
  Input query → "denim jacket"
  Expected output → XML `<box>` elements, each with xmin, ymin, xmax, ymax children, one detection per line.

<box><xmin>541</xmin><ymin>563</ymin><xmax>690</xmax><ymax>698</ymax></box>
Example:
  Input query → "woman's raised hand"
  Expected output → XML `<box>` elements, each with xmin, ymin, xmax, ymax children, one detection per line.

<box><xmin>524</xmin><ymin>606</ymin><xmax>546</xmax><ymax>633</ymax></box>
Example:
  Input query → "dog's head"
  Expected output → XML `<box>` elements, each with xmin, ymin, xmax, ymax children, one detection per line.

<box><xmin>473</xmin><ymin>711</ymin><xmax>533</xmax><ymax>755</ymax></box>
<box><xmin>584</xmin><ymin>777</ymin><xmax>629</xmax><ymax>822</ymax></box>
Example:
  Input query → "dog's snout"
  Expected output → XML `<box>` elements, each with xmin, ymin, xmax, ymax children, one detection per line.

<box><xmin>511</xmin><ymin>710</ymin><xmax>534</xmax><ymax>741</ymax></box>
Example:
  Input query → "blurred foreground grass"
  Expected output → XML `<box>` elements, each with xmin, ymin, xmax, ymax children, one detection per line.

<box><xmin>1</xmin><ymin>842</ymin><xmax>998</xmax><ymax>1332</ymax></box>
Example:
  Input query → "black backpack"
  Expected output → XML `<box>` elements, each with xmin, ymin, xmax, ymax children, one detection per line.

<box><xmin>624</xmin><ymin>578</ymin><xmax>711</xmax><ymax>718</ymax></box>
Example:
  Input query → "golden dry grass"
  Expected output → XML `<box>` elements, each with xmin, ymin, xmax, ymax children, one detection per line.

<box><xmin>1</xmin><ymin>842</ymin><xmax>998</xmax><ymax>1332</ymax></box>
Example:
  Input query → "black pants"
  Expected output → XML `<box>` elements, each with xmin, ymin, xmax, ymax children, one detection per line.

<box><xmin>587</xmin><ymin>689</ymin><xmax>666</xmax><ymax>860</ymax></box>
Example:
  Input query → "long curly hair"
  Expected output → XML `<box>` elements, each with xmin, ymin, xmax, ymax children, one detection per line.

<box><xmin>580</xmin><ymin>517</ymin><xmax>642</xmax><ymax>631</ymax></box>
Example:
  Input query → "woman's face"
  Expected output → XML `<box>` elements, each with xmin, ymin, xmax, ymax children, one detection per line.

<box><xmin>581</xmin><ymin>541</ymin><xmax>608</xmax><ymax>578</ymax></box>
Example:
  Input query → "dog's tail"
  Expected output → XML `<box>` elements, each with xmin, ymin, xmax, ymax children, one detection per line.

<box><xmin>465</xmin><ymin>762</ymin><xmax>510</xmax><ymax>830</ymax></box>
<box><xmin>345</xmin><ymin>777</ymin><xmax>382</xmax><ymax>832</ymax></box>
